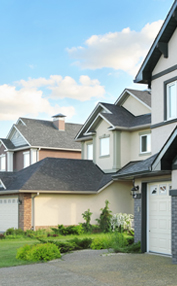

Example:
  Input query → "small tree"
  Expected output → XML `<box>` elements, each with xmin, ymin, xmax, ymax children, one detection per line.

<box><xmin>96</xmin><ymin>200</ymin><xmax>112</xmax><ymax>233</ymax></box>
<box><xmin>82</xmin><ymin>209</ymin><xmax>93</xmax><ymax>232</ymax></box>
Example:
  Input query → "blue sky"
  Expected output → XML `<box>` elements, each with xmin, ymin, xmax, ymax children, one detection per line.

<box><xmin>0</xmin><ymin>0</ymin><xmax>174</xmax><ymax>137</ymax></box>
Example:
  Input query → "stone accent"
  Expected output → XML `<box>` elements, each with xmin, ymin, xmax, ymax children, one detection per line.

<box><xmin>19</xmin><ymin>193</ymin><xmax>32</xmax><ymax>231</ymax></box>
<box><xmin>171</xmin><ymin>195</ymin><xmax>177</xmax><ymax>264</ymax></box>
<box><xmin>134</xmin><ymin>197</ymin><xmax>142</xmax><ymax>243</ymax></box>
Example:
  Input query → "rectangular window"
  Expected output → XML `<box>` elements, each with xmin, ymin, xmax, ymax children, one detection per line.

<box><xmin>23</xmin><ymin>151</ymin><xmax>30</xmax><ymax>168</ymax></box>
<box><xmin>140</xmin><ymin>134</ymin><xmax>151</xmax><ymax>154</ymax></box>
<box><xmin>166</xmin><ymin>81</ymin><xmax>177</xmax><ymax>120</ymax></box>
<box><xmin>0</xmin><ymin>155</ymin><xmax>6</xmax><ymax>171</ymax></box>
<box><xmin>87</xmin><ymin>144</ymin><xmax>93</xmax><ymax>160</ymax></box>
<box><xmin>100</xmin><ymin>137</ymin><xmax>110</xmax><ymax>157</ymax></box>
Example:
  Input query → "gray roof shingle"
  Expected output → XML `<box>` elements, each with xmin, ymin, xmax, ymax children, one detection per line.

<box><xmin>0</xmin><ymin>139</ymin><xmax>15</xmax><ymax>149</ymax></box>
<box><xmin>0</xmin><ymin>158</ymin><xmax>113</xmax><ymax>192</ymax></box>
<box><xmin>100</xmin><ymin>103</ymin><xmax>151</xmax><ymax>128</ymax></box>
<box><xmin>14</xmin><ymin>118</ymin><xmax>82</xmax><ymax>150</ymax></box>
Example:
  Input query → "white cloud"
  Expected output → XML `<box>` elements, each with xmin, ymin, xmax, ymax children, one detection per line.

<box><xmin>67</xmin><ymin>20</ymin><xmax>163</xmax><ymax>76</ymax></box>
<box><xmin>0</xmin><ymin>74</ymin><xmax>105</xmax><ymax>121</ymax></box>
<box><xmin>17</xmin><ymin>75</ymin><xmax>105</xmax><ymax>101</ymax></box>
<box><xmin>0</xmin><ymin>83</ymin><xmax>75</xmax><ymax>121</ymax></box>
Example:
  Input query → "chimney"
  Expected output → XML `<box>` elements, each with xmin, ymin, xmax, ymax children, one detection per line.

<box><xmin>52</xmin><ymin>113</ymin><xmax>66</xmax><ymax>131</ymax></box>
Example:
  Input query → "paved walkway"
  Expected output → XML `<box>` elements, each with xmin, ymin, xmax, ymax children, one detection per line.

<box><xmin>0</xmin><ymin>249</ymin><xmax>177</xmax><ymax>286</ymax></box>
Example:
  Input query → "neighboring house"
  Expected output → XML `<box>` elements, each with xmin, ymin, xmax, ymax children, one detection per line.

<box><xmin>0</xmin><ymin>88</ymin><xmax>151</xmax><ymax>232</ymax></box>
<box><xmin>113</xmin><ymin>0</ymin><xmax>177</xmax><ymax>264</ymax></box>
<box><xmin>0</xmin><ymin>114</ymin><xmax>82</xmax><ymax>172</ymax></box>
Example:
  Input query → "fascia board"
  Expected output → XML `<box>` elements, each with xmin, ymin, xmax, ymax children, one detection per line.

<box><xmin>134</xmin><ymin>1</ymin><xmax>177</xmax><ymax>83</ymax></box>
<box><xmin>16</xmin><ymin>118</ymin><xmax>26</xmax><ymax>126</ymax></box>
<box><xmin>75</xmin><ymin>102</ymin><xmax>111</xmax><ymax>140</ymax></box>
<box><xmin>114</xmin><ymin>88</ymin><xmax>128</xmax><ymax>105</ymax></box>
<box><xmin>84</xmin><ymin>113</ymin><xmax>114</xmax><ymax>135</ymax></box>
<box><xmin>151</xmin><ymin>128</ymin><xmax>177</xmax><ymax>171</ymax></box>
<box><xmin>126</xmin><ymin>90</ymin><xmax>151</xmax><ymax>110</ymax></box>
<box><xmin>0</xmin><ymin>179</ymin><xmax>6</xmax><ymax>190</ymax></box>
<box><xmin>0</xmin><ymin>139</ymin><xmax>8</xmax><ymax>151</ymax></box>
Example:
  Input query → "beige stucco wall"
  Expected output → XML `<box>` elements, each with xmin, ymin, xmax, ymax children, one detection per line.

<box><xmin>95</xmin><ymin>120</ymin><xmax>113</xmax><ymax>172</ymax></box>
<box><xmin>150</xmin><ymin>28</ymin><xmax>177</xmax><ymax>154</ymax></box>
<box><xmin>122</xmin><ymin>95</ymin><xmax>150</xmax><ymax>116</ymax></box>
<box><xmin>34</xmin><ymin>181</ymin><xmax>133</xmax><ymax>227</ymax></box>
<box><xmin>135</xmin><ymin>174</ymin><xmax>171</xmax><ymax>194</ymax></box>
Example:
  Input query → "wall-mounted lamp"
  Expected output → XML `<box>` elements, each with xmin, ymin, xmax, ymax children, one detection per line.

<box><xmin>18</xmin><ymin>199</ymin><xmax>22</xmax><ymax>205</ymax></box>
<box><xmin>131</xmin><ymin>182</ymin><xmax>140</xmax><ymax>199</ymax></box>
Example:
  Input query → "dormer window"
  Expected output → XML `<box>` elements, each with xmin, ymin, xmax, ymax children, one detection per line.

<box><xmin>166</xmin><ymin>80</ymin><xmax>177</xmax><ymax>120</ymax></box>
<box><xmin>100</xmin><ymin>136</ymin><xmax>110</xmax><ymax>157</ymax></box>
<box><xmin>0</xmin><ymin>154</ymin><xmax>6</xmax><ymax>171</ymax></box>
<box><xmin>140</xmin><ymin>134</ymin><xmax>151</xmax><ymax>154</ymax></box>
<box><xmin>87</xmin><ymin>143</ymin><xmax>93</xmax><ymax>160</ymax></box>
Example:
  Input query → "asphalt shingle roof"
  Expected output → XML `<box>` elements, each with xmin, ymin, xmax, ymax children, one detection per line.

<box><xmin>0</xmin><ymin>158</ymin><xmax>113</xmax><ymax>192</ymax></box>
<box><xmin>14</xmin><ymin>118</ymin><xmax>82</xmax><ymax>150</ymax></box>
<box><xmin>0</xmin><ymin>139</ymin><xmax>15</xmax><ymax>149</ymax></box>
<box><xmin>113</xmin><ymin>154</ymin><xmax>158</xmax><ymax>178</ymax></box>
<box><xmin>101</xmin><ymin>103</ymin><xmax>151</xmax><ymax>128</ymax></box>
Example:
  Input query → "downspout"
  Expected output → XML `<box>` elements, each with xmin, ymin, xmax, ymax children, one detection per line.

<box><xmin>32</xmin><ymin>192</ymin><xmax>40</xmax><ymax>231</ymax></box>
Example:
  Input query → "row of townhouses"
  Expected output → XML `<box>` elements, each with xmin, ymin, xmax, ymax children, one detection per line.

<box><xmin>1</xmin><ymin>0</ymin><xmax>177</xmax><ymax>264</ymax></box>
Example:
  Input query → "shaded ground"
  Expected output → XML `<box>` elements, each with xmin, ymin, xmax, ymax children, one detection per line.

<box><xmin>0</xmin><ymin>249</ymin><xmax>177</xmax><ymax>286</ymax></box>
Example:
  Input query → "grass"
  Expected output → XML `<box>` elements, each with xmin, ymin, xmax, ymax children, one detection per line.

<box><xmin>0</xmin><ymin>232</ymin><xmax>134</xmax><ymax>268</ymax></box>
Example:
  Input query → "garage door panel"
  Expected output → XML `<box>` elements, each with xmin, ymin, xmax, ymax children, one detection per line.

<box><xmin>148</xmin><ymin>182</ymin><xmax>171</xmax><ymax>255</ymax></box>
<box><xmin>0</xmin><ymin>196</ymin><xmax>18</xmax><ymax>232</ymax></box>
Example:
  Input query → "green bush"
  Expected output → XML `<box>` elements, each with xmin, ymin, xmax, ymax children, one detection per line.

<box><xmin>52</xmin><ymin>224</ymin><xmax>83</xmax><ymax>235</ymax></box>
<box><xmin>90</xmin><ymin>236</ymin><xmax>112</xmax><ymax>250</ymax></box>
<box><xmin>111</xmin><ymin>231</ymin><xmax>128</xmax><ymax>252</ymax></box>
<box><xmin>96</xmin><ymin>200</ymin><xmax>112</xmax><ymax>233</ymax></box>
<box><xmin>5</xmin><ymin>227</ymin><xmax>24</xmax><ymax>236</ymax></box>
<box><xmin>0</xmin><ymin>234</ymin><xmax>5</xmax><ymax>239</ymax></box>
<box><xmin>48</xmin><ymin>240</ymin><xmax>76</xmax><ymax>253</ymax></box>
<box><xmin>82</xmin><ymin>209</ymin><xmax>93</xmax><ymax>232</ymax></box>
<box><xmin>69</xmin><ymin>237</ymin><xmax>93</xmax><ymax>249</ymax></box>
<box><xmin>16</xmin><ymin>243</ymin><xmax>61</xmax><ymax>261</ymax></box>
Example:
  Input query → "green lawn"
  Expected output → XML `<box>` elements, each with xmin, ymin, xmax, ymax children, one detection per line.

<box><xmin>0</xmin><ymin>233</ymin><xmax>133</xmax><ymax>268</ymax></box>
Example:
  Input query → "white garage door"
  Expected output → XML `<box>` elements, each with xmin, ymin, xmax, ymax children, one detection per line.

<box><xmin>0</xmin><ymin>196</ymin><xmax>18</xmax><ymax>232</ymax></box>
<box><xmin>147</xmin><ymin>182</ymin><xmax>171</xmax><ymax>255</ymax></box>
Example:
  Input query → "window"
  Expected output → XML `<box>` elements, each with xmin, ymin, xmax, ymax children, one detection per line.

<box><xmin>166</xmin><ymin>80</ymin><xmax>177</xmax><ymax>120</ymax></box>
<box><xmin>23</xmin><ymin>151</ymin><xmax>30</xmax><ymax>168</ymax></box>
<box><xmin>140</xmin><ymin>134</ymin><xmax>151</xmax><ymax>154</ymax></box>
<box><xmin>0</xmin><ymin>155</ymin><xmax>6</xmax><ymax>171</ymax></box>
<box><xmin>87</xmin><ymin>144</ymin><xmax>93</xmax><ymax>160</ymax></box>
<box><xmin>100</xmin><ymin>137</ymin><xmax>110</xmax><ymax>157</ymax></box>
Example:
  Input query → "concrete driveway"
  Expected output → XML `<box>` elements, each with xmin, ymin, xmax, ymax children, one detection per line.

<box><xmin>0</xmin><ymin>249</ymin><xmax>177</xmax><ymax>286</ymax></box>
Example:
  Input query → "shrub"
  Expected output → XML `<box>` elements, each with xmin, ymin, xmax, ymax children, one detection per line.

<box><xmin>5</xmin><ymin>227</ymin><xmax>24</xmax><ymax>236</ymax></box>
<box><xmin>16</xmin><ymin>243</ymin><xmax>61</xmax><ymax>261</ymax></box>
<box><xmin>90</xmin><ymin>236</ymin><xmax>112</xmax><ymax>250</ymax></box>
<box><xmin>82</xmin><ymin>209</ymin><xmax>92</xmax><ymax>232</ymax></box>
<box><xmin>48</xmin><ymin>240</ymin><xmax>76</xmax><ymax>253</ymax></box>
<box><xmin>111</xmin><ymin>213</ymin><xmax>134</xmax><ymax>233</ymax></box>
<box><xmin>0</xmin><ymin>234</ymin><xmax>5</xmax><ymax>239</ymax></box>
<box><xmin>96</xmin><ymin>200</ymin><xmax>112</xmax><ymax>233</ymax></box>
<box><xmin>69</xmin><ymin>237</ymin><xmax>93</xmax><ymax>249</ymax></box>
<box><xmin>52</xmin><ymin>224</ymin><xmax>83</xmax><ymax>235</ymax></box>
<box><xmin>111</xmin><ymin>231</ymin><xmax>128</xmax><ymax>252</ymax></box>
<box><xmin>91</xmin><ymin>224</ymin><xmax>101</xmax><ymax>233</ymax></box>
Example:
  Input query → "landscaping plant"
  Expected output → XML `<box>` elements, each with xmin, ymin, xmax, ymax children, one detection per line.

<box><xmin>82</xmin><ymin>209</ymin><xmax>93</xmax><ymax>232</ymax></box>
<box><xmin>111</xmin><ymin>213</ymin><xmax>134</xmax><ymax>233</ymax></box>
<box><xmin>96</xmin><ymin>200</ymin><xmax>112</xmax><ymax>233</ymax></box>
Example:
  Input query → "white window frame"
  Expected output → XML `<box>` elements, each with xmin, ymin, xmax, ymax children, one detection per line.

<box><xmin>100</xmin><ymin>136</ymin><xmax>110</xmax><ymax>157</ymax></box>
<box><xmin>140</xmin><ymin>134</ymin><xmax>151</xmax><ymax>154</ymax></box>
<box><xmin>23</xmin><ymin>151</ymin><xmax>30</xmax><ymax>168</ymax></box>
<box><xmin>0</xmin><ymin>154</ymin><xmax>6</xmax><ymax>171</ymax></box>
<box><xmin>87</xmin><ymin>143</ymin><xmax>93</xmax><ymax>160</ymax></box>
<box><xmin>166</xmin><ymin>80</ymin><xmax>177</xmax><ymax>121</ymax></box>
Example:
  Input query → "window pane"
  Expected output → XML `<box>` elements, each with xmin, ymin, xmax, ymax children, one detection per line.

<box><xmin>87</xmin><ymin>144</ymin><xmax>93</xmax><ymax>160</ymax></box>
<box><xmin>141</xmin><ymin>136</ymin><xmax>147</xmax><ymax>152</ymax></box>
<box><xmin>100</xmin><ymin>137</ymin><xmax>109</xmax><ymax>156</ymax></box>
<box><xmin>1</xmin><ymin>155</ymin><xmax>6</xmax><ymax>171</ymax></box>
<box><xmin>167</xmin><ymin>83</ymin><xmax>176</xmax><ymax>119</ymax></box>
<box><xmin>24</xmin><ymin>152</ymin><xmax>30</xmax><ymax>168</ymax></box>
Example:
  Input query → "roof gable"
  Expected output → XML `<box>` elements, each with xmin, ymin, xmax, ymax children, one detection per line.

<box><xmin>134</xmin><ymin>0</ymin><xmax>177</xmax><ymax>86</ymax></box>
<box><xmin>115</xmin><ymin>88</ymin><xmax>151</xmax><ymax>108</ymax></box>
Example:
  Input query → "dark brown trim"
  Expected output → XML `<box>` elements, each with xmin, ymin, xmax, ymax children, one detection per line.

<box><xmin>141</xmin><ymin>183</ymin><xmax>147</xmax><ymax>253</ymax></box>
<box><xmin>152</xmin><ymin>65</ymin><xmax>177</xmax><ymax>81</ymax></box>
<box><xmin>151</xmin><ymin>118</ymin><xmax>177</xmax><ymax>129</ymax></box>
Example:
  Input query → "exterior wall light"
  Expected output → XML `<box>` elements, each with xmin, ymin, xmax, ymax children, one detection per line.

<box><xmin>131</xmin><ymin>185</ymin><xmax>141</xmax><ymax>199</ymax></box>
<box><xmin>18</xmin><ymin>199</ymin><xmax>22</xmax><ymax>205</ymax></box>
